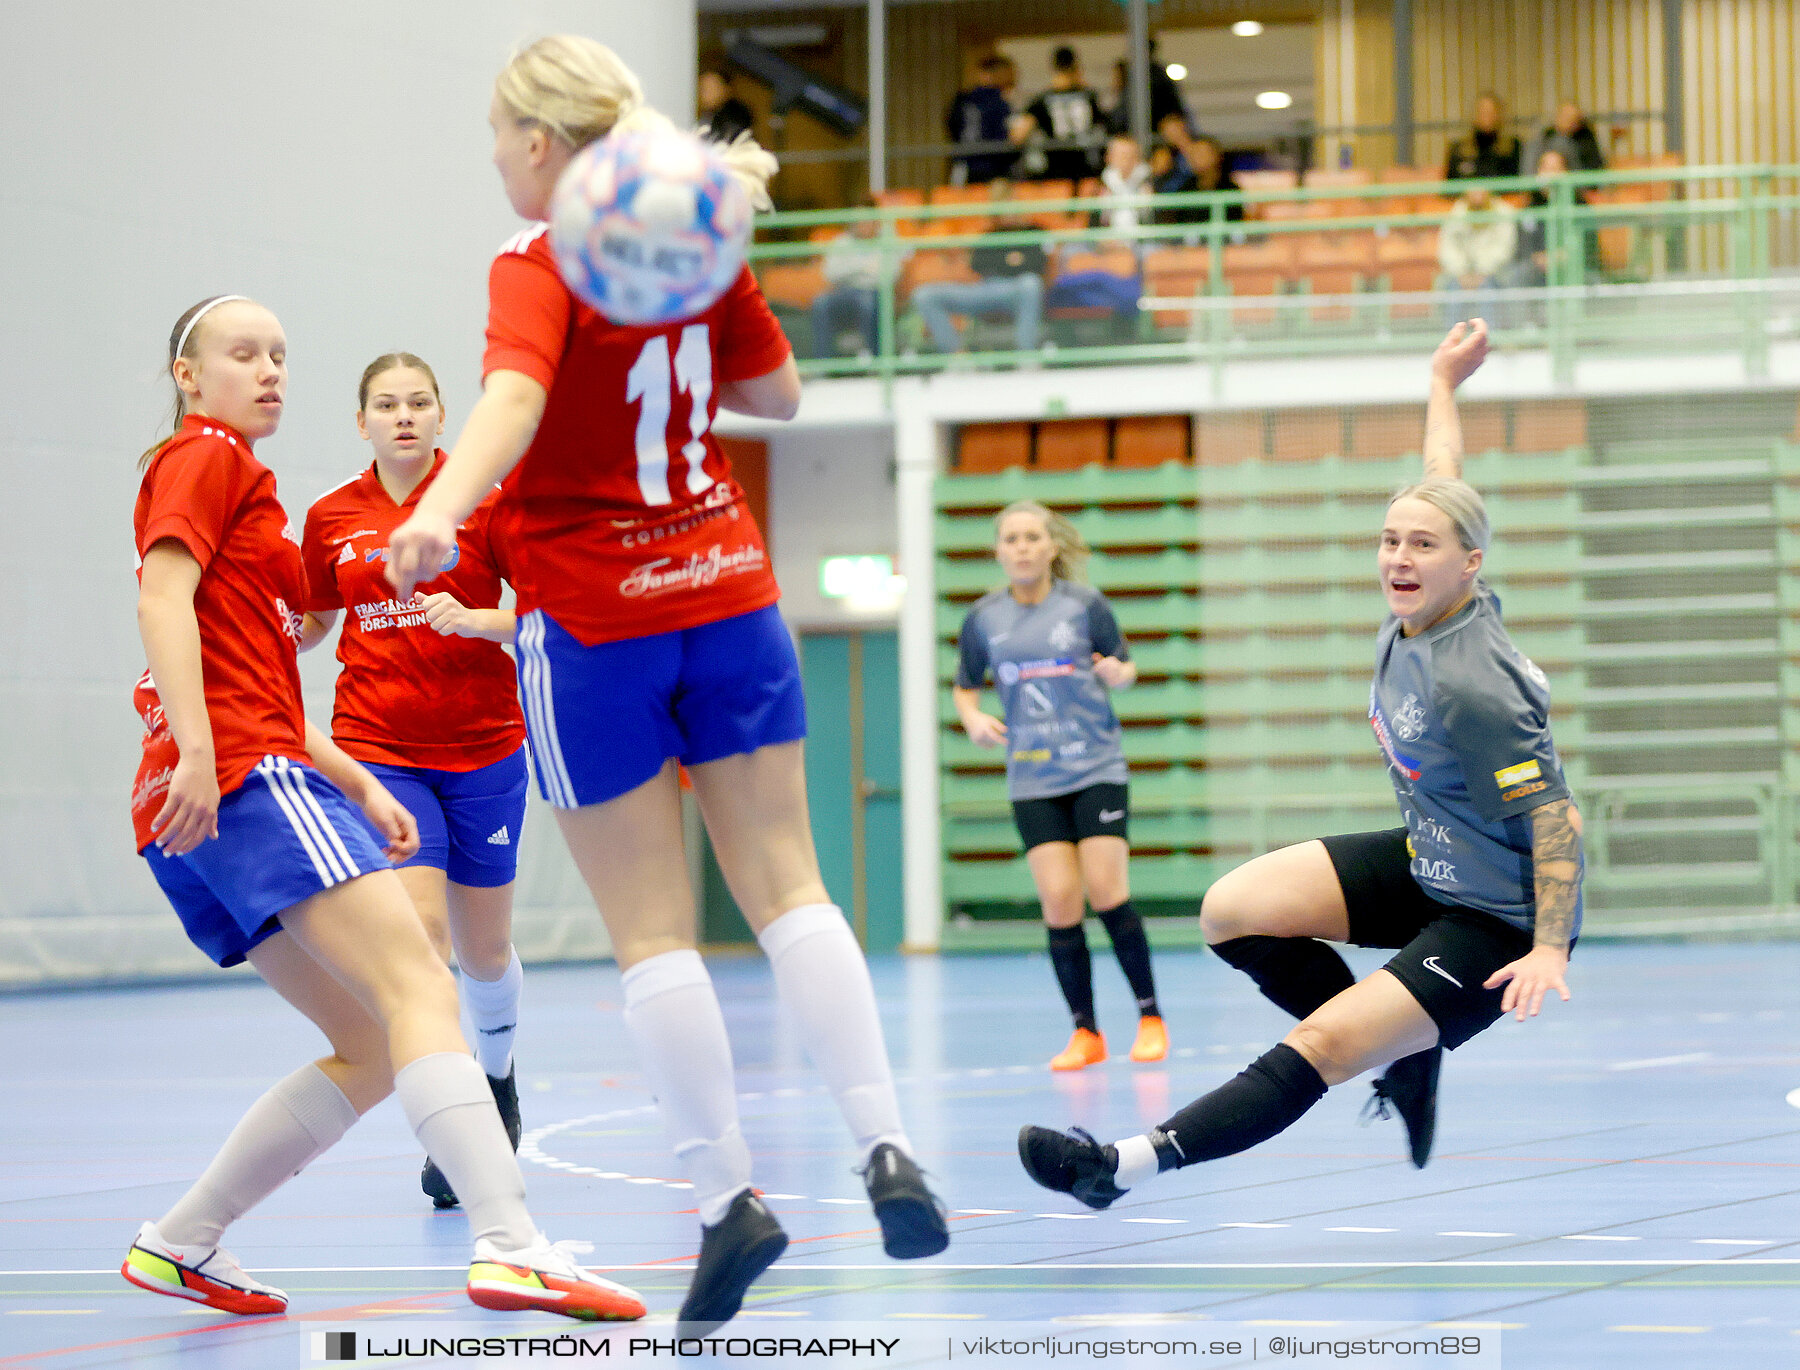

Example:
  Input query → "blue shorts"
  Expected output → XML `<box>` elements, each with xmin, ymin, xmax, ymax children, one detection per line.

<box><xmin>143</xmin><ymin>755</ymin><xmax>392</xmax><ymax>968</ymax></box>
<box><xmin>360</xmin><ymin>746</ymin><xmax>528</xmax><ymax>888</ymax></box>
<box><xmin>514</xmin><ymin>604</ymin><xmax>807</xmax><ymax>808</ymax></box>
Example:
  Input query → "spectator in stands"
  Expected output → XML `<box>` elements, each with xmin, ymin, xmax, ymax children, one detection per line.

<box><xmin>697</xmin><ymin>64</ymin><xmax>754</xmax><ymax>145</ymax></box>
<box><xmin>1502</xmin><ymin>149</ymin><xmax>1600</xmax><ymax>301</ymax></box>
<box><xmin>810</xmin><ymin>214</ymin><xmax>891</xmax><ymax>360</ymax></box>
<box><xmin>1098</xmin><ymin>133</ymin><xmax>1152</xmax><ymax>237</ymax></box>
<box><xmin>1539</xmin><ymin>101</ymin><xmax>1606</xmax><ymax>173</ymax></box>
<box><xmin>1103</xmin><ymin>49</ymin><xmax>1189</xmax><ymax>137</ymax></box>
<box><xmin>1153</xmin><ymin>132</ymin><xmax>1242</xmax><ymax>226</ymax></box>
<box><xmin>911</xmin><ymin>208</ymin><xmax>1046</xmax><ymax>357</ymax></box>
<box><xmin>1014</xmin><ymin>46</ymin><xmax>1107</xmax><ymax>184</ymax></box>
<box><xmin>947</xmin><ymin>55</ymin><xmax>1018</xmax><ymax>186</ymax></box>
<box><xmin>1435</xmin><ymin>184</ymin><xmax>1518</xmax><ymax>325</ymax></box>
<box><xmin>1445</xmin><ymin>92</ymin><xmax>1521</xmax><ymax>181</ymax></box>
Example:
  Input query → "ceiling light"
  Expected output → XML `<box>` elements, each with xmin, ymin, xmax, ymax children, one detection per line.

<box><xmin>1166</xmin><ymin>63</ymin><xmax>1188</xmax><ymax>80</ymax></box>
<box><xmin>1233</xmin><ymin>20</ymin><xmax>1265</xmax><ymax>37</ymax></box>
<box><xmin>1256</xmin><ymin>90</ymin><xmax>1293</xmax><ymax>110</ymax></box>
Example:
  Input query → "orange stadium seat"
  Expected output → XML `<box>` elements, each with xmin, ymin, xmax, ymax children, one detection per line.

<box><xmin>1034</xmin><ymin>418</ymin><xmax>1110</xmax><ymax>470</ymax></box>
<box><xmin>755</xmin><ymin>259</ymin><xmax>829</xmax><ymax>311</ymax></box>
<box><xmin>1222</xmin><ymin>237</ymin><xmax>1295</xmax><ymax>324</ymax></box>
<box><xmin>1295</xmin><ymin>231</ymin><xmax>1377</xmax><ymax>321</ymax></box>
<box><xmin>874</xmin><ymin>188</ymin><xmax>926</xmax><ymax>236</ymax></box>
<box><xmin>1114</xmin><ymin>415</ymin><xmax>1191</xmax><ymax>467</ymax></box>
<box><xmin>957</xmin><ymin>422</ymin><xmax>1031</xmax><ymax>473</ymax></box>
<box><xmin>1141</xmin><ymin>244</ymin><xmax>1212</xmax><ymax>328</ymax></box>
<box><xmin>1195</xmin><ymin>411</ymin><xmax>1264</xmax><ymax>465</ymax></box>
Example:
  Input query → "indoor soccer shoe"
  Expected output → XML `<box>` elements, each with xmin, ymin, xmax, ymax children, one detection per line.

<box><xmin>489</xmin><ymin>1066</ymin><xmax>523</xmax><ymax>1149</ymax></box>
<box><xmin>422</xmin><ymin>1066</ymin><xmax>524</xmax><ymax>1210</ymax></box>
<box><xmin>1364</xmin><ymin>1045</ymin><xmax>1443</xmax><ymax>1169</ymax></box>
<box><xmin>1129</xmin><ymin>1015</ymin><xmax>1169</xmax><ymax>1062</ymax></box>
<box><xmin>860</xmin><ymin>1143</ymin><xmax>950</xmax><ymax>1259</ymax></box>
<box><xmin>1049</xmin><ymin>1027</ymin><xmax>1107</xmax><ymax>1071</ymax></box>
<box><xmin>677</xmin><ymin>1190</ymin><xmax>789</xmax><ymax>1333</ymax></box>
<box><xmin>1017</xmin><ymin>1125</ymin><xmax>1128</xmax><ymax>1210</ymax></box>
<box><xmin>120</xmin><ymin>1220</ymin><xmax>288</xmax><ymax>1316</ymax></box>
<box><xmin>467</xmin><ymin>1236</ymin><xmax>646</xmax><ymax>1321</ymax></box>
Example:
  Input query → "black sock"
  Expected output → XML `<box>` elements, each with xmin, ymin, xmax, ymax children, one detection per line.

<box><xmin>1152</xmin><ymin>1043</ymin><xmax>1328</xmax><ymax>1171</ymax></box>
<box><xmin>1046</xmin><ymin>924</ymin><xmax>1097</xmax><ymax>1033</ymax></box>
<box><xmin>1210</xmin><ymin>935</ymin><xmax>1356</xmax><ymax>1020</ymax></box>
<box><xmin>1096</xmin><ymin>900</ymin><xmax>1160</xmax><ymax>1018</ymax></box>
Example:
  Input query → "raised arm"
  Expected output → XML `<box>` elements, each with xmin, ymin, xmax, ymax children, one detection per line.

<box><xmin>1422</xmin><ymin>319</ymin><xmax>1490</xmax><ymax>480</ymax></box>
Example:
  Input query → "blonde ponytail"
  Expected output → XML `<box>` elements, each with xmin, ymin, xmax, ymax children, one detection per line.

<box><xmin>497</xmin><ymin>36</ymin><xmax>777</xmax><ymax>210</ymax></box>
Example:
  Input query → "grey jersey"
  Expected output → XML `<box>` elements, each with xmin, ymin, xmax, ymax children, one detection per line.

<box><xmin>957</xmin><ymin>581</ymin><xmax>1130</xmax><ymax>800</ymax></box>
<box><xmin>1370</xmin><ymin>584</ymin><xmax>1581</xmax><ymax>935</ymax></box>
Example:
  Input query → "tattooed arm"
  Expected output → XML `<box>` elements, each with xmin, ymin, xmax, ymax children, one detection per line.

<box><xmin>1423</xmin><ymin>319</ymin><xmax>1491</xmax><ymax>480</ymax></box>
<box><xmin>1483</xmin><ymin>796</ymin><xmax>1582</xmax><ymax>1021</ymax></box>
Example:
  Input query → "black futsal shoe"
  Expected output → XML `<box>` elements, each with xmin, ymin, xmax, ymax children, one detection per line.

<box><xmin>860</xmin><ymin>1143</ymin><xmax>951</xmax><ymax>1259</ymax></box>
<box><xmin>677</xmin><ymin>1191</ymin><xmax>789</xmax><ymax>1334</ymax></box>
<box><xmin>421</xmin><ymin>1065</ymin><xmax>525</xmax><ymax>1210</ymax></box>
<box><xmin>489</xmin><ymin>1067</ymin><xmax>523</xmax><ymax>1151</ymax></box>
<box><xmin>1017</xmin><ymin>1125</ymin><xmax>1128</xmax><ymax>1210</ymax></box>
<box><xmin>421</xmin><ymin>1157</ymin><xmax>460</xmax><ymax>1210</ymax></box>
<box><xmin>1364</xmin><ymin>1046</ymin><xmax>1443</xmax><ymax>1168</ymax></box>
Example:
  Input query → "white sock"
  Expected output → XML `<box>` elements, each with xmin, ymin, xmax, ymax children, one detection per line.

<box><xmin>395</xmin><ymin>1052</ymin><xmax>536</xmax><ymax>1251</ymax></box>
<box><xmin>756</xmin><ymin>904</ymin><xmax>910</xmax><ymax>1165</ymax></box>
<box><xmin>461</xmin><ymin>949</ymin><xmax>523</xmax><ymax>1079</ymax></box>
<box><xmin>158</xmin><ymin>1063</ymin><xmax>356</xmax><ymax>1249</ymax></box>
<box><xmin>1113</xmin><ymin>1133</ymin><xmax>1158</xmax><ymax>1190</ymax></box>
<box><xmin>620</xmin><ymin>949</ymin><xmax>752</xmax><ymax>1226</ymax></box>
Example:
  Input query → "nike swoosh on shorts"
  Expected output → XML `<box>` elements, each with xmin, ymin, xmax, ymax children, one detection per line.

<box><xmin>1422</xmin><ymin>956</ymin><xmax>1463</xmax><ymax>988</ymax></box>
<box><xmin>1098</xmin><ymin>809</ymin><xmax>1125</xmax><ymax>823</ymax></box>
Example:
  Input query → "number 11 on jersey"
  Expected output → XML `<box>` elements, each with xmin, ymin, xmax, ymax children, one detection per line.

<box><xmin>627</xmin><ymin>324</ymin><xmax>716</xmax><ymax>507</ymax></box>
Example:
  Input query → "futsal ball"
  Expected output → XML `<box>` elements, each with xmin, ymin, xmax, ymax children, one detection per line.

<box><xmin>550</xmin><ymin>125</ymin><xmax>753</xmax><ymax>327</ymax></box>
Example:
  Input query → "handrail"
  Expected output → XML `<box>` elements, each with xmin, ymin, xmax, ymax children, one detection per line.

<box><xmin>744</xmin><ymin>162</ymin><xmax>1800</xmax><ymax>390</ymax></box>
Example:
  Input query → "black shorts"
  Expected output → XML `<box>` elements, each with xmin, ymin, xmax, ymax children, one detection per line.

<box><xmin>1320</xmin><ymin>827</ymin><xmax>1566</xmax><ymax>1051</ymax></box>
<box><xmin>1012</xmin><ymin>782</ymin><xmax>1129</xmax><ymax>850</ymax></box>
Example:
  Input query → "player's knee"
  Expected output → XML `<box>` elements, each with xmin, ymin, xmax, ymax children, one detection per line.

<box><xmin>1285</xmin><ymin>1018</ymin><xmax>1357</xmax><ymax>1085</ymax></box>
<box><xmin>1199</xmin><ymin>876</ymin><xmax>1250</xmax><ymax>944</ymax></box>
<box><xmin>1038</xmin><ymin>885</ymin><xmax>1085</xmax><ymax>928</ymax></box>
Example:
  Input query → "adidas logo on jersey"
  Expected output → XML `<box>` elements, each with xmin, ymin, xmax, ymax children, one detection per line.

<box><xmin>337</xmin><ymin>541</ymin><xmax>355</xmax><ymax>565</ymax></box>
<box><xmin>487</xmin><ymin>826</ymin><xmax>510</xmax><ymax>846</ymax></box>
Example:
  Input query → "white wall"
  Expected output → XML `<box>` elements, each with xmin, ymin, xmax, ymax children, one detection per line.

<box><xmin>767</xmin><ymin>424</ymin><xmax>900</xmax><ymax>629</ymax></box>
<box><xmin>0</xmin><ymin>1</ymin><xmax>695</xmax><ymax>984</ymax></box>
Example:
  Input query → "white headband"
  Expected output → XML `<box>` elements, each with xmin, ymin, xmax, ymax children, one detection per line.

<box><xmin>175</xmin><ymin>295</ymin><xmax>251</xmax><ymax>360</ymax></box>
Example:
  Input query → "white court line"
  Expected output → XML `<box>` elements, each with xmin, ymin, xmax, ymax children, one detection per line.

<box><xmin>15</xmin><ymin>1260</ymin><xmax>1800</xmax><ymax>1276</ymax></box>
<box><xmin>1608</xmin><ymin>1052</ymin><xmax>1712</xmax><ymax>1071</ymax></box>
<box><xmin>1692</xmin><ymin>1238</ymin><xmax>1781</xmax><ymax>1245</ymax></box>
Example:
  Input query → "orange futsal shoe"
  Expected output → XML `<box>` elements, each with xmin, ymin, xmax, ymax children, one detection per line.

<box><xmin>467</xmin><ymin>1236</ymin><xmax>647</xmax><ymax>1321</ymax></box>
<box><xmin>1129</xmin><ymin>1015</ymin><xmax>1169</xmax><ymax>1063</ymax></box>
<box><xmin>1050</xmin><ymin>1027</ymin><xmax>1108</xmax><ymax>1071</ymax></box>
<box><xmin>120</xmin><ymin>1221</ymin><xmax>287</xmax><ymax>1316</ymax></box>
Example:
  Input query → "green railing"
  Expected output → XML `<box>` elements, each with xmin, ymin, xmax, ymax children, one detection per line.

<box><xmin>749</xmin><ymin>163</ymin><xmax>1800</xmax><ymax>392</ymax></box>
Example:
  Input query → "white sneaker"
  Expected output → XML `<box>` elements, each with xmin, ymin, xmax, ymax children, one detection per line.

<box><xmin>468</xmin><ymin>1235</ymin><xmax>647</xmax><ymax>1322</ymax></box>
<box><xmin>120</xmin><ymin>1220</ymin><xmax>288</xmax><ymax>1315</ymax></box>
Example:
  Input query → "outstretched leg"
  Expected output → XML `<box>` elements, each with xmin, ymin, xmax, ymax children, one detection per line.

<box><xmin>1021</xmin><ymin>971</ymin><xmax>1437</xmax><ymax>1206</ymax></box>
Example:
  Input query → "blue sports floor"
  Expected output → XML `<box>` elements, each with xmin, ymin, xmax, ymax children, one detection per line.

<box><xmin>3</xmin><ymin>942</ymin><xmax>1798</xmax><ymax>1368</ymax></box>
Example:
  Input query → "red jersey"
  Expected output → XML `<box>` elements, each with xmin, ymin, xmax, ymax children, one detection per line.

<box><xmin>301</xmin><ymin>453</ymin><xmax>525</xmax><ymax>772</ymax></box>
<box><xmin>131</xmin><ymin>414</ymin><xmax>310</xmax><ymax>851</ymax></box>
<box><xmin>483</xmin><ymin>224</ymin><xmax>793</xmax><ymax>646</ymax></box>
